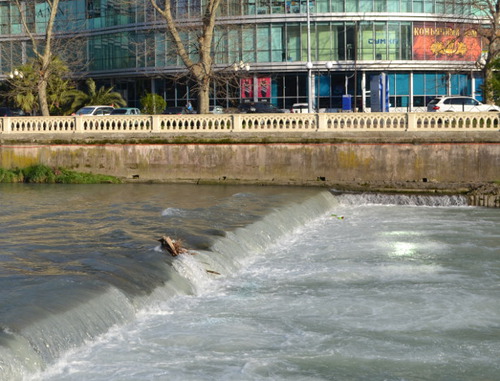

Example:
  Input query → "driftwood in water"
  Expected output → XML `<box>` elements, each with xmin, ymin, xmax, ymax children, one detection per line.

<box><xmin>206</xmin><ymin>269</ymin><xmax>221</xmax><ymax>275</ymax></box>
<box><xmin>158</xmin><ymin>236</ymin><xmax>219</xmax><ymax>274</ymax></box>
<box><xmin>158</xmin><ymin>236</ymin><xmax>188</xmax><ymax>256</ymax></box>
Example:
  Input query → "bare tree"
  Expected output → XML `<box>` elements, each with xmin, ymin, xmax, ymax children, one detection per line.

<box><xmin>148</xmin><ymin>0</ymin><xmax>223</xmax><ymax>114</ymax></box>
<box><xmin>13</xmin><ymin>0</ymin><xmax>61</xmax><ymax>116</ymax></box>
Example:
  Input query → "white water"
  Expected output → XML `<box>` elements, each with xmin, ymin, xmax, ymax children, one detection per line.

<box><xmin>33</xmin><ymin>199</ymin><xmax>500</xmax><ymax>381</ymax></box>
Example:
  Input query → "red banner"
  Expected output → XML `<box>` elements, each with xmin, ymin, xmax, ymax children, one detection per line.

<box><xmin>240</xmin><ymin>78</ymin><xmax>253</xmax><ymax>99</ymax></box>
<box><xmin>258</xmin><ymin>77</ymin><xmax>271</xmax><ymax>98</ymax></box>
<box><xmin>413</xmin><ymin>22</ymin><xmax>481</xmax><ymax>61</ymax></box>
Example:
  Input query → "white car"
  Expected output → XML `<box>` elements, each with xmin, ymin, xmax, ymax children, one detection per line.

<box><xmin>291</xmin><ymin>103</ymin><xmax>313</xmax><ymax>113</ymax></box>
<box><xmin>427</xmin><ymin>96</ymin><xmax>500</xmax><ymax>112</ymax></box>
<box><xmin>75</xmin><ymin>106</ymin><xmax>115</xmax><ymax>116</ymax></box>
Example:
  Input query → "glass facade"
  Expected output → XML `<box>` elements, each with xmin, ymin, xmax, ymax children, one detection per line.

<box><xmin>0</xmin><ymin>0</ymin><xmax>485</xmax><ymax>110</ymax></box>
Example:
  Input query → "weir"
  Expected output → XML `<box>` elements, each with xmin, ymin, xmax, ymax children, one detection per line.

<box><xmin>0</xmin><ymin>189</ymin><xmax>336</xmax><ymax>379</ymax></box>
<box><xmin>0</xmin><ymin>189</ymin><xmax>484</xmax><ymax>380</ymax></box>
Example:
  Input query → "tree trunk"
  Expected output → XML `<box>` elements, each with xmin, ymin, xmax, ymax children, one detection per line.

<box><xmin>483</xmin><ymin>64</ymin><xmax>494</xmax><ymax>105</ymax></box>
<box><xmin>149</xmin><ymin>0</ymin><xmax>221</xmax><ymax>114</ymax></box>
<box><xmin>15</xmin><ymin>0</ymin><xmax>59</xmax><ymax>116</ymax></box>
<box><xmin>197</xmin><ymin>77</ymin><xmax>211</xmax><ymax>114</ymax></box>
<box><xmin>38</xmin><ymin>76</ymin><xmax>50</xmax><ymax>116</ymax></box>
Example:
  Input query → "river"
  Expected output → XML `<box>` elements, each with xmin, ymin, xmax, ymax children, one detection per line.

<box><xmin>0</xmin><ymin>184</ymin><xmax>498</xmax><ymax>381</ymax></box>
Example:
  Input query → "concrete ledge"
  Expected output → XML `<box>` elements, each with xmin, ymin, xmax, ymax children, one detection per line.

<box><xmin>1</xmin><ymin>130</ymin><xmax>500</xmax><ymax>145</ymax></box>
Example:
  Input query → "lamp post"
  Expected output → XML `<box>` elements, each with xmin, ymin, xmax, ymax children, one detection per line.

<box><xmin>353</xmin><ymin>21</ymin><xmax>358</xmax><ymax>112</ymax></box>
<box><xmin>234</xmin><ymin>61</ymin><xmax>251</xmax><ymax>101</ymax></box>
<box><xmin>325</xmin><ymin>61</ymin><xmax>333</xmax><ymax>109</ymax></box>
<box><xmin>306</xmin><ymin>0</ymin><xmax>313</xmax><ymax>113</ymax></box>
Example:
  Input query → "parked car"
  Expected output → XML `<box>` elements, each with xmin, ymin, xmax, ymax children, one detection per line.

<box><xmin>0</xmin><ymin>107</ymin><xmax>26</xmax><ymax>116</ymax></box>
<box><xmin>163</xmin><ymin>106</ymin><xmax>189</xmax><ymax>115</ymax></box>
<box><xmin>427</xmin><ymin>96</ymin><xmax>500</xmax><ymax>112</ymax></box>
<box><xmin>210</xmin><ymin>106</ymin><xmax>224</xmax><ymax>114</ymax></box>
<box><xmin>75</xmin><ymin>106</ymin><xmax>114</xmax><ymax>115</ymax></box>
<box><xmin>237</xmin><ymin>102</ymin><xmax>284</xmax><ymax>113</ymax></box>
<box><xmin>291</xmin><ymin>103</ymin><xmax>313</xmax><ymax>113</ymax></box>
<box><xmin>110</xmin><ymin>107</ymin><xmax>141</xmax><ymax>115</ymax></box>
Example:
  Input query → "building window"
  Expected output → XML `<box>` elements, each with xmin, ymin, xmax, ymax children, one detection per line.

<box><xmin>287</xmin><ymin>23</ymin><xmax>301</xmax><ymax>62</ymax></box>
<box><xmin>242</xmin><ymin>26</ymin><xmax>256</xmax><ymax>62</ymax></box>
<box><xmin>317</xmin><ymin>23</ymin><xmax>334</xmax><ymax>61</ymax></box>
<box><xmin>86</xmin><ymin>0</ymin><xmax>101</xmax><ymax>19</ymax></box>
<box><xmin>387</xmin><ymin>0</ymin><xmax>400</xmax><ymax>12</ymax></box>
<box><xmin>257</xmin><ymin>25</ymin><xmax>271</xmax><ymax>62</ymax></box>
<box><xmin>271</xmin><ymin>24</ymin><xmax>285</xmax><ymax>62</ymax></box>
<box><xmin>359</xmin><ymin>0</ymin><xmax>373</xmax><ymax>12</ymax></box>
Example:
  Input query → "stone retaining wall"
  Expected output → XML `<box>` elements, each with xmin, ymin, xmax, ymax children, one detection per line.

<box><xmin>0</xmin><ymin>141</ymin><xmax>497</xmax><ymax>182</ymax></box>
<box><xmin>467</xmin><ymin>183</ymin><xmax>500</xmax><ymax>207</ymax></box>
<box><xmin>1</xmin><ymin>131</ymin><xmax>499</xmax><ymax>206</ymax></box>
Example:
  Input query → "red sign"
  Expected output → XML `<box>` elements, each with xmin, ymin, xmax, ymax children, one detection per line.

<box><xmin>240</xmin><ymin>78</ymin><xmax>253</xmax><ymax>99</ymax></box>
<box><xmin>413</xmin><ymin>22</ymin><xmax>481</xmax><ymax>61</ymax></box>
<box><xmin>258</xmin><ymin>77</ymin><xmax>271</xmax><ymax>98</ymax></box>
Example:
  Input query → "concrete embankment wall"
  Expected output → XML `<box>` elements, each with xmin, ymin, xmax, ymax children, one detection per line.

<box><xmin>1</xmin><ymin>138</ymin><xmax>499</xmax><ymax>190</ymax></box>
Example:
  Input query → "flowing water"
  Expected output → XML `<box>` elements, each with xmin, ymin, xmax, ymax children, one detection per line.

<box><xmin>0</xmin><ymin>184</ymin><xmax>498</xmax><ymax>381</ymax></box>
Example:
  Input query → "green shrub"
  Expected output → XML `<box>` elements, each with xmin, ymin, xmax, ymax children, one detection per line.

<box><xmin>0</xmin><ymin>168</ymin><xmax>23</xmax><ymax>183</ymax></box>
<box><xmin>22</xmin><ymin>165</ymin><xmax>56</xmax><ymax>183</ymax></box>
<box><xmin>140</xmin><ymin>93</ymin><xmax>167</xmax><ymax>114</ymax></box>
<box><xmin>55</xmin><ymin>169</ymin><xmax>121</xmax><ymax>184</ymax></box>
<box><xmin>0</xmin><ymin>165</ymin><xmax>121</xmax><ymax>184</ymax></box>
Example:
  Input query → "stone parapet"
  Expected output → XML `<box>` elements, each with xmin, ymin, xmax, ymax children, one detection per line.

<box><xmin>1</xmin><ymin>112</ymin><xmax>500</xmax><ymax>136</ymax></box>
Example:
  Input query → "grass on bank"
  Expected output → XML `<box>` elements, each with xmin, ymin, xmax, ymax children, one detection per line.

<box><xmin>0</xmin><ymin>165</ymin><xmax>121</xmax><ymax>184</ymax></box>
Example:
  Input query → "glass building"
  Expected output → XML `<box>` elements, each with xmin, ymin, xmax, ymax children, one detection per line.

<box><xmin>0</xmin><ymin>0</ymin><xmax>487</xmax><ymax>111</ymax></box>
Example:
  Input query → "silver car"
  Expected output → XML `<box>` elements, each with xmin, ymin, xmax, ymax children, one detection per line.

<box><xmin>209</xmin><ymin>106</ymin><xmax>224</xmax><ymax>114</ymax></box>
<box><xmin>427</xmin><ymin>96</ymin><xmax>500</xmax><ymax>112</ymax></box>
<box><xmin>110</xmin><ymin>107</ymin><xmax>141</xmax><ymax>115</ymax></box>
<box><xmin>75</xmin><ymin>105</ymin><xmax>115</xmax><ymax>115</ymax></box>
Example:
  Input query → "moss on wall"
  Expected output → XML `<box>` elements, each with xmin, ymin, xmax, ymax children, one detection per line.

<box><xmin>0</xmin><ymin>142</ymin><xmax>498</xmax><ymax>187</ymax></box>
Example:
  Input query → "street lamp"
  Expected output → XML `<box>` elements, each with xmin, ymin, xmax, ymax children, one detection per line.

<box><xmin>234</xmin><ymin>61</ymin><xmax>251</xmax><ymax>101</ymax></box>
<box><xmin>9</xmin><ymin>69</ymin><xmax>23</xmax><ymax>79</ymax></box>
<box><xmin>306</xmin><ymin>0</ymin><xmax>313</xmax><ymax>113</ymax></box>
<box><xmin>325</xmin><ymin>62</ymin><xmax>333</xmax><ymax>109</ymax></box>
<box><xmin>306</xmin><ymin>61</ymin><xmax>314</xmax><ymax>112</ymax></box>
<box><xmin>233</xmin><ymin>61</ymin><xmax>250</xmax><ymax>72</ymax></box>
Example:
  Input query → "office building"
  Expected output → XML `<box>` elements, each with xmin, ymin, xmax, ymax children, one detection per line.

<box><xmin>0</xmin><ymin>0</ymin><xmax>487</xmax><ymax>111</ymax></box>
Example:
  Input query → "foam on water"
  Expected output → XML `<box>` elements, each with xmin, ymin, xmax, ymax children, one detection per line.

<box><xmin>336</xmin><ymin>192</ymin><xmax>468</xmax><ymax>207</ymax></box>
<box><xmin>2</xmin><ymin>186</ymin><xmax>499</xmax><ymax>381</ymax></box>
<box><xmin>160</xmin><ymin>207</ymin><xmax>187</xmax><ymax>217</ymax></box>
<box><xmin>1</xmin><ymin>187</ymin><xmax>338</xmax><ymax>380</ymax></box>
<box><xmin>34</xmin><ymin>195</ymin><xmax>500</xmax><ymax>381</ymax></box>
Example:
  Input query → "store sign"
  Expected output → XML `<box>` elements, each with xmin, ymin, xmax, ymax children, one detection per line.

<box><xmin>361</xmin><ymin>29</ymin><xmax>399</xmax><ymax>60</ymax></box>
<box><xmin>413</xmin><ymin>22</ymin><xmax>481</xmax><ymax>61</ymax></box>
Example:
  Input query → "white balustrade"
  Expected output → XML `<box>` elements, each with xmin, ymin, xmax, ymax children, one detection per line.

<box><xmin>156</xmin><ymin>114</ymin><xmax>233</xmax><ymax>132</ymax></box>
<box><xmin>1</xmin><ymin>112</ymin><xmax>499</xmax><ymax>135</ymax></box>
<box><xmin>318</xmin><ymin>112</ymin><xmax>407</xmax><ymax>130</ymax></box>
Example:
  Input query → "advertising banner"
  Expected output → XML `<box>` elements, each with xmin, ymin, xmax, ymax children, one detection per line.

<box><xmin>240</xmin><ymin>78</ymin><xmax>253</xmax><ymax>99</ymax></box>
<box><xmin>258</xmin><ymin>77</ymin><xmax>271</xmax><ymax>98</ymax></box>
<box><xmin>413</xmin><ymin>22</ymin><xmax>481</xmax><ymax>61</ymax></box>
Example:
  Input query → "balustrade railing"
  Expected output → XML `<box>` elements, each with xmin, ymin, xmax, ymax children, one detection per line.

<box><xmin>1</xmin><ymin>112</ymin><xmax>499</xmax><ymax>135</ymax></box>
